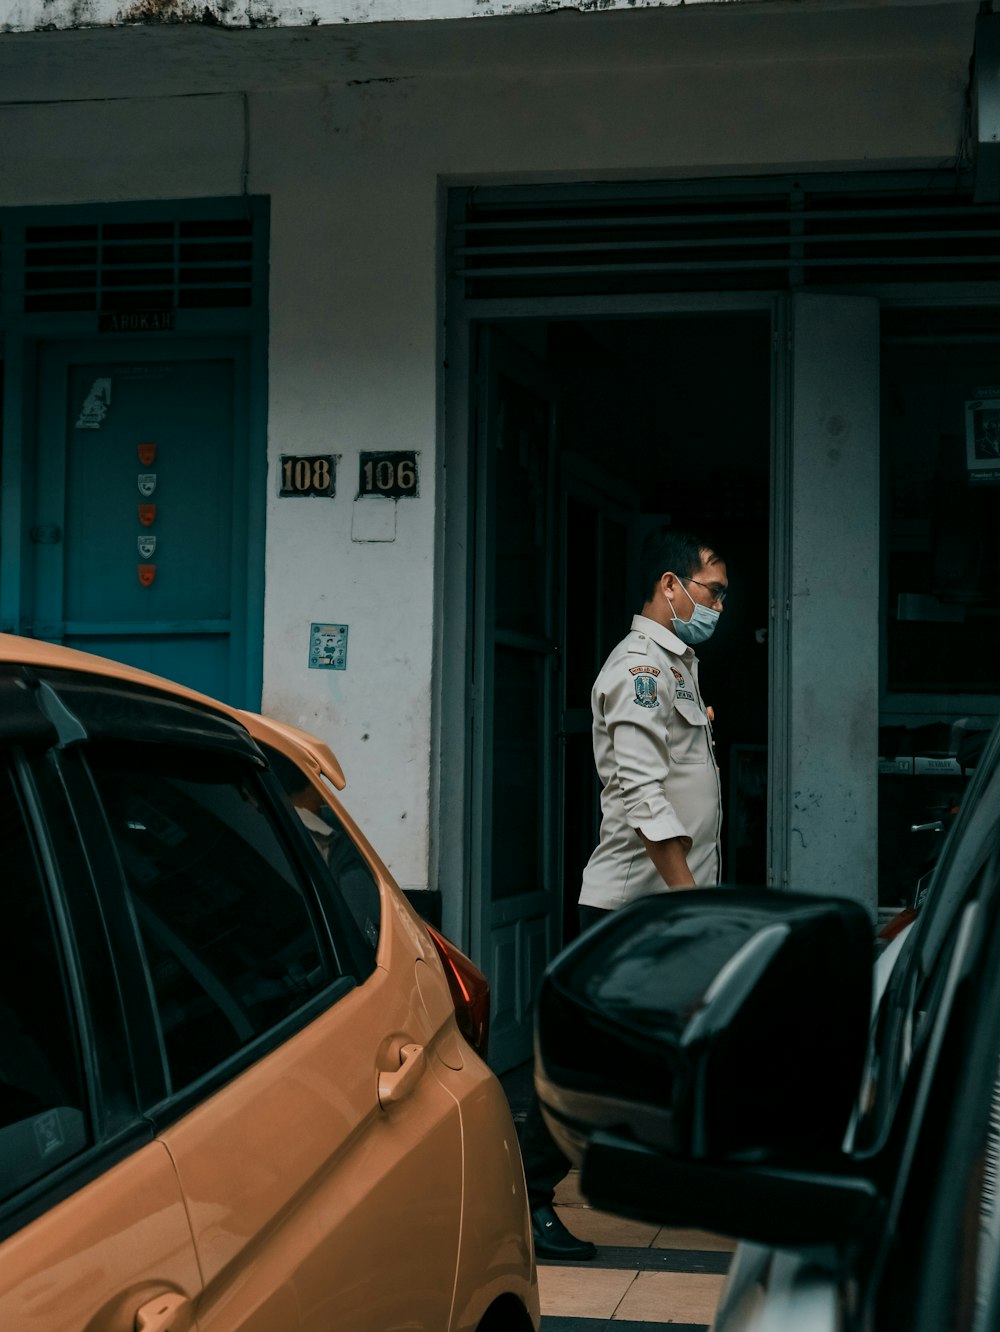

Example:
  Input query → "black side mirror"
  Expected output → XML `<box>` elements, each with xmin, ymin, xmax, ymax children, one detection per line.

<box><xmin>535</xmin><ymin>889</ymin><xmax>877</xmax><ymax>1244</ymax></box>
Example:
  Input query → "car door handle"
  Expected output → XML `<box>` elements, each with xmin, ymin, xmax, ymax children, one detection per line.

<box><xmin>378</xmin><ymin>1043</ymin><xmax>426</xmax><ymax>1109</ymax></box>
<box><xmin>134</xmin><ymin>1291</ymin><xmax>195</xmax><ymax>1332</ymax></box>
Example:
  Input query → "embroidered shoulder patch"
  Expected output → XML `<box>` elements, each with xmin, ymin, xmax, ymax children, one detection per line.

<box><xmin>633</xmin><ymin>674</ymin><xmax>658</xmax><ymax>708</ymax></box>
<box><xmin>671</xmin><ymin>668</ymin><xmax>684</xmax><ymax>682</ymax></box>
<box><xmin>629</xmin><ymin>665</ymin><xmax>660</xmax><ymax>677</ymax></box>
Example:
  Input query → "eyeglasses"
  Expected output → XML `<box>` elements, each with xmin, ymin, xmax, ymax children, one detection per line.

<box><xmin>682</xmin><ymin>577</ymin><xmax>728</xmax><ymax>606</ymax></box>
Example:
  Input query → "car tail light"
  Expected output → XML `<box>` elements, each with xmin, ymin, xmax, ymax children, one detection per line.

<box><xmin>425</xmin><ymin>924</ymin><xmax>490</xmax><ymax>1062</ymax></box>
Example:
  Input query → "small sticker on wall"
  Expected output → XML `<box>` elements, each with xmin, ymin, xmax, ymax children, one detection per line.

<box><xmin>75</xmin><ymin>378</ymin><xmax>113</xmax><ymax>430</ymax></box>
<box><xmin>309</xmin><ymin>623</ymin><xmax>348</xmax><ymax>670</ymax></box>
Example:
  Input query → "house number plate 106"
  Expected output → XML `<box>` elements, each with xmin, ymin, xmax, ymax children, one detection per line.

<box><xmin>279</xmin><ymin>455</ymin><xmax>336</xmax><ymax>497</ymax></box>
<box><xmin>358</xmin><ymin>451</ymin><xmax>418</xmax><ymax>499</ymax></box>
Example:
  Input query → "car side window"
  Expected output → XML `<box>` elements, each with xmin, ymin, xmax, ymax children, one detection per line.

<box><xmin>85</xmin><ymin>742</ymin><xmax>340</xmax><ymax>1093</ymax></box>
<box><xmin>0</xmin><ymin>757</ymin><xmax>89</xmax><ymax>1202</ymax></box>
<box><xmin>263</xmin><ymin>746</ymin><xmax>381</xmax><ymax>960</ymax></box>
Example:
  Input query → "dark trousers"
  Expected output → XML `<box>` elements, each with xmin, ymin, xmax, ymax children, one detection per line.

<box><xmin>521</xmin><ymin>904</ymin><xmax>610</xmax><ymax>1210</ymax></box>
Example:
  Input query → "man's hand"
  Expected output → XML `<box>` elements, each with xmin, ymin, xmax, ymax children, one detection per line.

<box><xmin>639</xmin><ymin>831</ymin><xmax>697</xmax><ymax>889</ymax></box>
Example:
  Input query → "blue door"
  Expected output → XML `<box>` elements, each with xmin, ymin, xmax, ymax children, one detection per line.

<box><xmin>29</xmin><ymin>339</ymin><xmax>258</xmax><ymax>706</ymax></box>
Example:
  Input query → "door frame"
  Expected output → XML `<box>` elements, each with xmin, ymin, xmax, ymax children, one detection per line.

<box><xmin>438</xmin><ymin>173</ymin><xmax>1000</xmax><ymax>996</ymax></box>
<box><xmin>438</xmin><ymin>291</ymin><xmax>788</xmax><ymax>970</ymax></box>
<box><xmin>469</xmin><ymin>328</ymin><xmax>561</xmax><ymax>1070</ymax></box>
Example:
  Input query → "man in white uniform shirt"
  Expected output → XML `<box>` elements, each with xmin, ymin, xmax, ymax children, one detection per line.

<box><xmin>578</xmin><ymin>528</ymin><xmax>726</xmax><ymax>924</ymax></box>
<box><xmin>526</xmin><ymin>528</ymin><xmax>728</xmax><ymax>1260</ymax></box>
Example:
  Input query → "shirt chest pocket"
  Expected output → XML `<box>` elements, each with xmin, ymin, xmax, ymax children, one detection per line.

<box><xmin>668</xmin><ymin>696</ymin><xmax>710</xmax><ymax>764</ymax></box>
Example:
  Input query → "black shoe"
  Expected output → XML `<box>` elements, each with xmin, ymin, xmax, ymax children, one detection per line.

<box><xmin>530</xmin><ymin>1204</ymin><xmax>597</xmax><ymax>1261</ymax></box>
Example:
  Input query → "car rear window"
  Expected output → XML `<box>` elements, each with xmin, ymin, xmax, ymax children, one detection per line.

<box><xmin>263</xmin><ymin>745</ymin><xmax>381</xmax><ymax>961</ymax></box>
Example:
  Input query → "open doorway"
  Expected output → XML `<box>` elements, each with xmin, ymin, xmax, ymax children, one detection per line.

<box><xmin>470</xmin><ymin>311</ymin><xmax>772</xmax><ymax>1069</ymax></box>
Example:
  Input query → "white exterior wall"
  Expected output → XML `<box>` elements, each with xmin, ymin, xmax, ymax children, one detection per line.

<box><xmin>0</xmin><ymin>3</ymin><xmax>978</xmax><ymax>898</ymax></box>
<box><xmin>0</xmin><ymin>0</ymin><xmax>858</xmax><ymax>33</ymax></box>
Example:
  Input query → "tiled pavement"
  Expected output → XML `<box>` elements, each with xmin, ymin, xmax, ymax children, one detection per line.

<box><xmin>500</xmin><ymin>1062</ymin><xmax>735</xmax><ymax>1332</ymax></box>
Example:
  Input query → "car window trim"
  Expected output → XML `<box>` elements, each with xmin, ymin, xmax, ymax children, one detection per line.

<box><xmin>55</xmin><ymin>748</ymin><xmax>173</xmax><ymax>1109</ymax></box>
<box><xmin>10</xmin><ymin>750</ymin><xmax>102</xmax><ymax>1141</ymax></box>
<box><xmin>0</xmin><ymin>751</ymin><xmax>155</xmax><ymax>1237</ymax></box>
<box><xmin>21</xmin><ymin>750</ymin><xmax>154</xmax><ymax>1133</ymax></box>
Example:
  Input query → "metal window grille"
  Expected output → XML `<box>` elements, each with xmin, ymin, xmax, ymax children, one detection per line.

<box><xmin>17</xmin><ymin>215</ymin><xmax>255</xmax><ymax>315</ymax></box>
<box><xmin>450</xmin><ymin>176</ymin><xmax>1000</xmax><ymax>299</ymax></box>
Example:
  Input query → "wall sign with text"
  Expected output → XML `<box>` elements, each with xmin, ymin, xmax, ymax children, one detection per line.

<box><xmin>358</xmin><ymin>451</ymin><xmax>418</xmax><ymax>499</ymax></box>
<box><xmin>99</xmin><ymin>309</ymin><xmax>176</xmax><ymax>335</ymax></box>
<box><xmin>309</xmin><ymin>623</ymin><xmax>348</xmax><ymax>670</ymax></box>
<box><xmin>279</xmin><ymin>455</ymin><xmax>336</xmax><ymax>497</ymax></box>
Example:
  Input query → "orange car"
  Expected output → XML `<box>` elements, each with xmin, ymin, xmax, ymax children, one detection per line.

<box><xmin>0</xmin><ymin>636</ymin><xmax>539</xmax><ymax>1332</ymax></box>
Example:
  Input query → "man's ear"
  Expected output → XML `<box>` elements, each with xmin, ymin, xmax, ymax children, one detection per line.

<box><xmin>659</xmin><ymin>570</ymin><xmax>677</xmax><ymax>601</ymax></box>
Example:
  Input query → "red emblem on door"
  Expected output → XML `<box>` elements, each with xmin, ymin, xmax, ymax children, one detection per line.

<box><xmin>137</xmin><ymin>443</ymin><xmax>157</xmax><ymax>466</ymax></box>
<box><xmin>138</xmin><ymin>564</ymin><xmax>157</xmax><ymax>587</ymax></box>
<box><xmin>138</xmin><ymin>504</ymin><xmax>157</xmax><ymax>526</ymax></box>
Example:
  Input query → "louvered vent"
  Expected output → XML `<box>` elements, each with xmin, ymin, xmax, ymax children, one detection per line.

<box><xmin>23</xmin><ymin>217</ymin><xmax>254</xmax><ymax>314</ymax></box>
<box><xmin>451</xmin><ymin>181</ymin><xmax>1000</xmax><ymax>298</ymax></box>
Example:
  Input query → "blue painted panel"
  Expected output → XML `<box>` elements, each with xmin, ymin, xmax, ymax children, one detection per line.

<box><xmin>64</xmin><ymin>360</ymin><xmax>234</xmax><ymax>624</ymax></box>
<box><xmin>35</xmin><ymin>342</ymin><xmax>253</xmax><ymax>705</ymax></box>
<box><xmin>62</xmin><ymin>634</ymin><xmax>231</xmax><ymax>699</ymax></box>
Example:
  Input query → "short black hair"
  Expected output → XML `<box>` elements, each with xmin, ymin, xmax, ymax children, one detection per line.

<box><xmin>639</xmin><ymin>527</ymin><xmax>722</xmax><ymax>604</ymax></box>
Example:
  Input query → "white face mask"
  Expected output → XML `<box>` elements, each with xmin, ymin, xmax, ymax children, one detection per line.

<box><xmin>670</xmin><ymin>578</ymin><xmax>720</xmax><ymax>646</ymax></box>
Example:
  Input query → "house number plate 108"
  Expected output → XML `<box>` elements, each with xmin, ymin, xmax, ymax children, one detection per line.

<box><xmin>358</xmin><ymin>451</ymin><xmax>418</xmax><ymax>499</ymax></box>
<box><xmin>279</xmin><ymin>455</ymin><xmax>336</xmax><ymax>497</ymax></box>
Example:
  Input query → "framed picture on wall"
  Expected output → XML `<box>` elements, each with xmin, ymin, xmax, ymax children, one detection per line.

<box><xmin>964</xmin><ymin>388</ymin><xmax>1000</xmax><ymax>483</ymax></box>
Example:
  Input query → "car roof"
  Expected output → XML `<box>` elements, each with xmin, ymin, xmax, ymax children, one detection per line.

<box><xmin>0</xmin><ymin>634</ymin><xmax>347</xmax><ymax>791</ymax></box>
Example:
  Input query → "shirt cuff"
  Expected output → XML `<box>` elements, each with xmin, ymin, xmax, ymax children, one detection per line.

<box><xmin>625</xmin><ymin>800</ymin><xmax>690</xmax><ymax>846</ymax></box>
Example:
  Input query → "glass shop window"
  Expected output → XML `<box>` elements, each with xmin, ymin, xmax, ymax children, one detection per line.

<box><xmin>0</xmin><ymin>759</ymin><xmax>89</xmax><ymax>1201</ymax></box>
<box><xmin>879</xmin><ymin>309</ymin><xmax>1000</xmax><ymax>908</ymax></box>
<box><xmin>882</xmin><ymin>309</ymin><xmax>1000</xmax><ymax>696</ymax></box>
<box><xmin>87</xmin><ymin>743</ymin><xmax>337</xmax><ymax>1092</ymax></box>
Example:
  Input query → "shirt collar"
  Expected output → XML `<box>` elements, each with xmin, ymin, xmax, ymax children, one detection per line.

<box><xmin>631</xmin><ymin>612</ymin><xmax>696</xmax><ymax>661</ymax></box>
